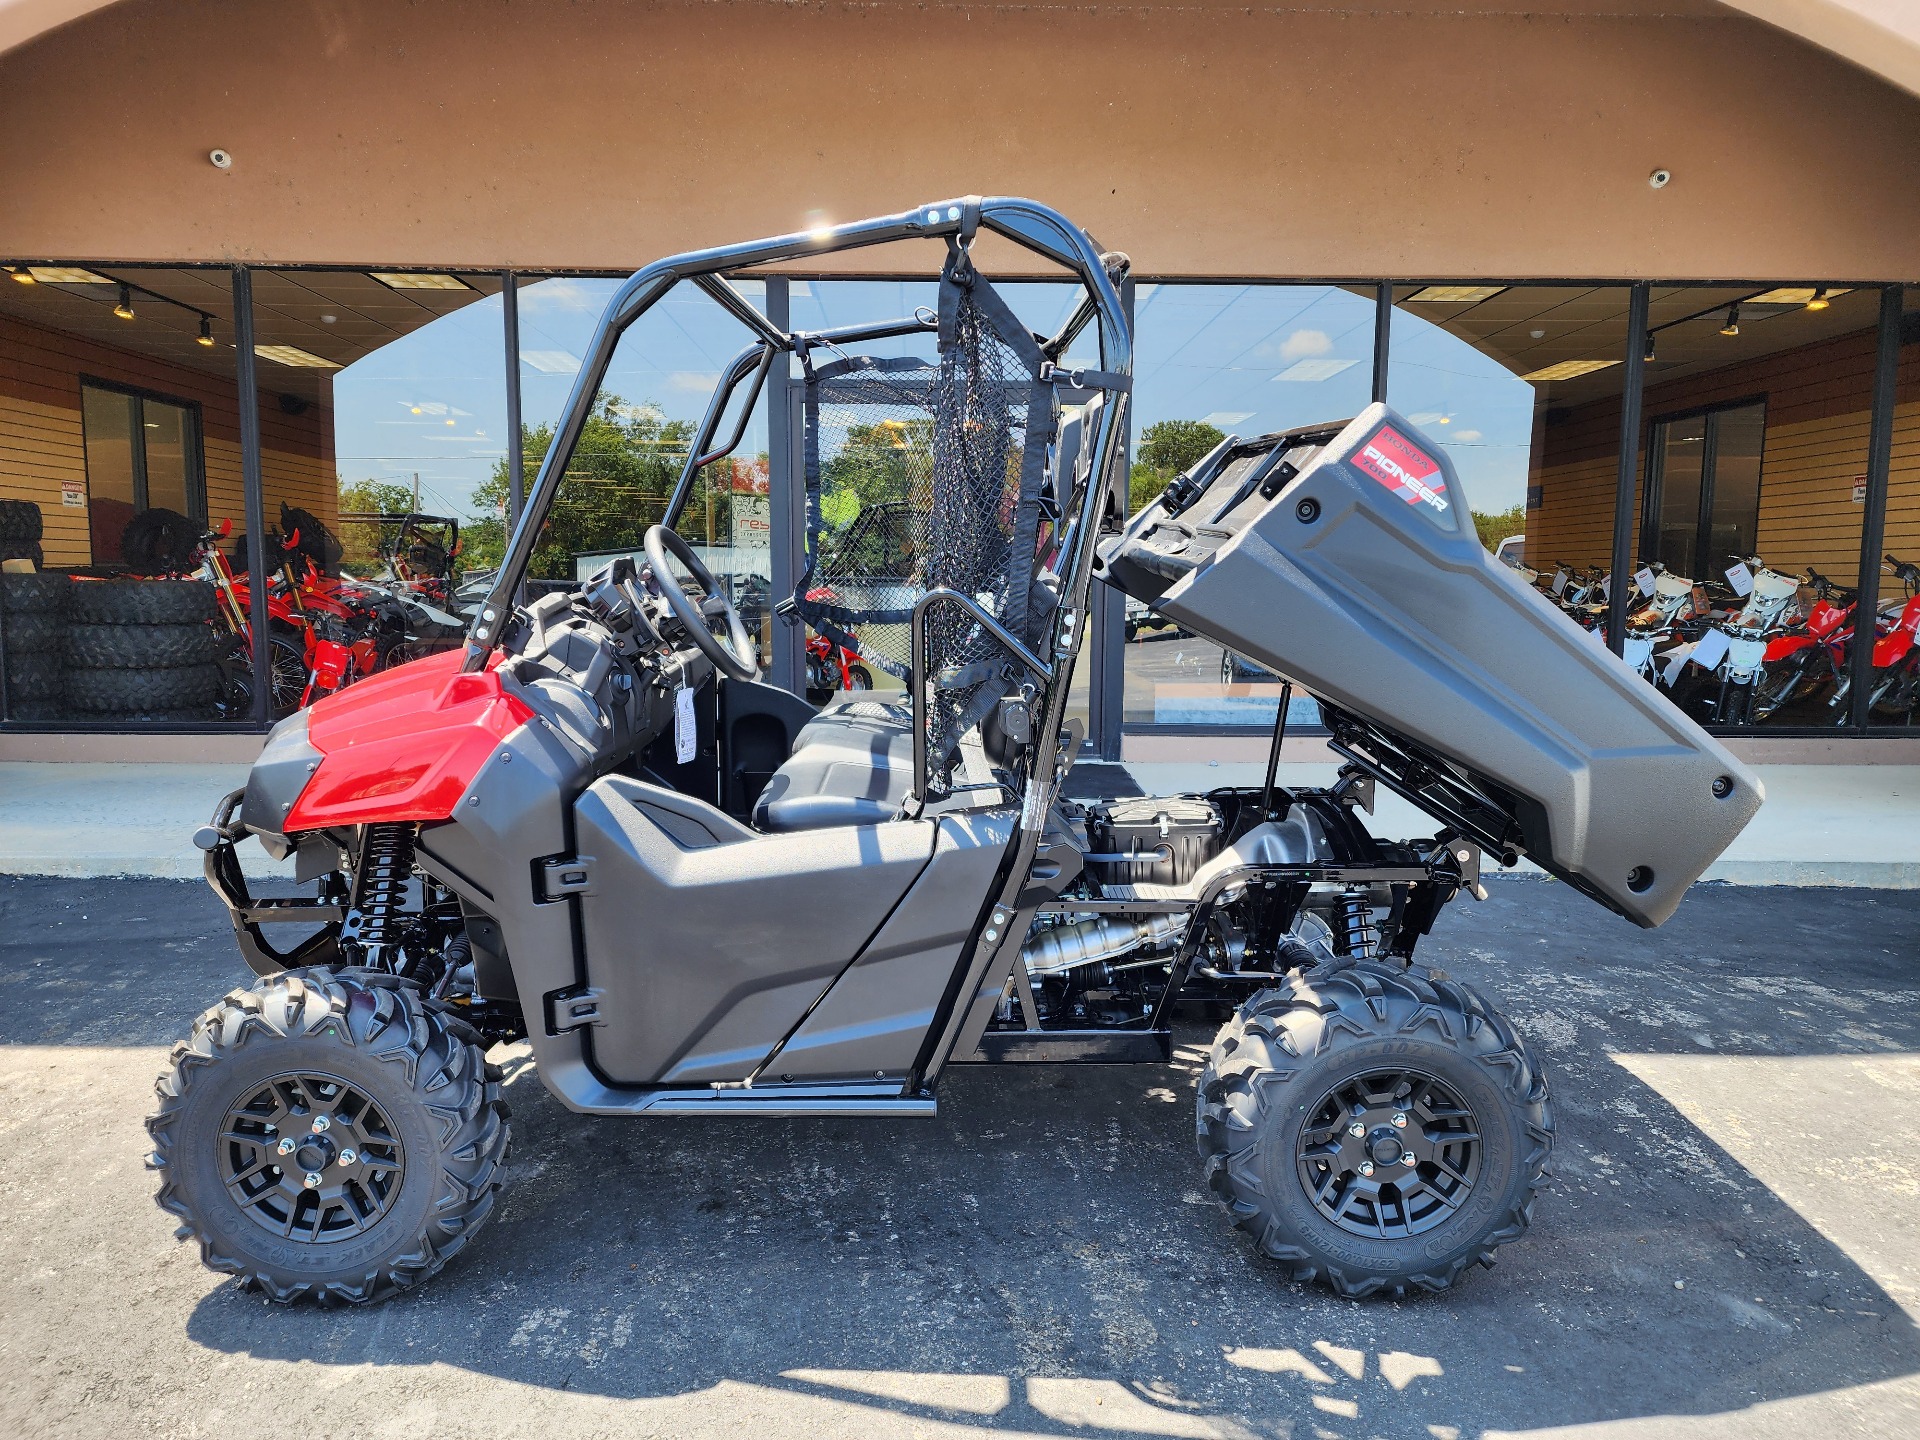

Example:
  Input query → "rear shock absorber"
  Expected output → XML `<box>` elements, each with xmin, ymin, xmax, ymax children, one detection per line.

<box><xmin>341</xmin><ymin>823</ymin><xmax>417</xmax><ymax>970</ymax></box>
<box><xmin>1333</xmin><ymin>887</ymin><xmax>1377</xmax><ymax>959</ymax></box>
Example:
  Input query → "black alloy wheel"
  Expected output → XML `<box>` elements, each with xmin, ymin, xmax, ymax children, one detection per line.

<box><xmin>218</xmin><ymin>1070</ymin><xmax>407</xmax><ymax>1243</ymax></box>
<box><xmin>1295</xmin><ymin>1067</ymin><xmax>1480</xmax><ymax>1238</ymax></box>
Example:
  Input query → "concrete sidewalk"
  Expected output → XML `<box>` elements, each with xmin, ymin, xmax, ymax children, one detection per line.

<box><xmin>1</xmin><ymin>758</ymin><xmax>1915</xmax><ymax>885</ymax></box>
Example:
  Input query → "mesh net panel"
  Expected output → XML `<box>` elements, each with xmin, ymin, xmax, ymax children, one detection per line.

<box><xmin>795</xmin><ymin>278</ymin><xmax>1047</xmax><ymax>789</ymax></box>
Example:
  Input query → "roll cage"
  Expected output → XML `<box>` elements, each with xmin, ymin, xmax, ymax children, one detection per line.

<box><xmin>463</xmin><ymin>196</ymin><xmax>1134</xmax><ymax>807</ymax></box>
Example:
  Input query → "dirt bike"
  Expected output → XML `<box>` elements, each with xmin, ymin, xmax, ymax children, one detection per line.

<box><xmin>804</xmin><ymin>630</ymin><xmax>874</xmax><ymax>702</ymax></box>
<box><xmin>1863</xmin><ymin>554</ymin><xmax>1920</xmax><ymax>721</ymax></box>
<box><xmin>1749</xmin><ymin>567</ymin><xmax>1856</xmax><ymax>722</ymax></box>
<box><xmin>150</xmin><ymin>198</ymin><xmax>1760</xmax><ymax>1309</ymax></box>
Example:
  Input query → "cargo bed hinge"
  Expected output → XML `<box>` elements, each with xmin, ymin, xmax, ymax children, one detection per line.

<box><xmin>536</xmin><ymin>855</ymin><xmax>595</xmax><ymax>901</ymax></box>
<box><xmin>544</xmin><ymin>985</ymin><xmax>606</xmax><ymax>1035</ymax></box>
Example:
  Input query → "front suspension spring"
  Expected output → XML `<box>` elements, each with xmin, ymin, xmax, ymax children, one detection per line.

<box><xmin>342</xmin><ymin>823</ymin><xmax>417</xmax><ymax>967</ymax></box>
<box><xmin>1333</xmin><ymin>887</ymin><xmax>1377</xmax><ymax>959</ymax></box>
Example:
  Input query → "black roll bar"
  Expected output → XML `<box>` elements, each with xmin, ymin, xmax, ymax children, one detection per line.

<box><xmin>463</xmin><ymin>196</ymin><xmax>1130</xmax><ymax>665</ymax></box>
<box><xmin>906</xmin><ymin>587</ymin><xmax>1055</xmax><ymax>806</ymax></box>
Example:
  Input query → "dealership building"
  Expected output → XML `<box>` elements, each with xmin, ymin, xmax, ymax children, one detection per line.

<box><xmin>1</xmin><ymin>0</ymin><xmax>1917</xmax><ymax>761</ymax></box>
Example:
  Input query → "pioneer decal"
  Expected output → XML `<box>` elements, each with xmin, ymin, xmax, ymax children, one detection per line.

<box><xmin>1353</xmin><ymin>426</ymin><xmax>1449</xmax><ymax>514</ymax></box>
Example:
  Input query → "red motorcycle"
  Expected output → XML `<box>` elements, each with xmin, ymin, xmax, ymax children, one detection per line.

<box><xmin>1751</xmin><ymin>567</ymin><xmax>1856</xmax><ymax>722</ymax></box>
<box><xmin>804</xmin><ymin>631</ymin><xmax>874</xmax><ymax>701</ymax></box>
<box><xmin>1865</xmin><ymin>553</ymin><xmax>1920</xmax><ymax>720</ymax></box>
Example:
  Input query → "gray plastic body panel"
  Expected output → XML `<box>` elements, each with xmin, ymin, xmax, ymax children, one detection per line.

<box><xmin>571</xmin><ymin>774</ymin><xmax>937</xmax><ymax>1084</ymax></box>
<box><xmin>1098</xmin><ymin>403</ymin><xmax>1762</xmax><ymax>928</ymax></box>
<box><xmin>764</xmin><ymin>810</ymin><xmax>1014</xmax><ymax>1081</ymax></box>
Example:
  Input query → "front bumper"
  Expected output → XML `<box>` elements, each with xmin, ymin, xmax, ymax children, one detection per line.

<box><xmin>198</xmin><ymin>788</ymin><xmax>345</xmax><ymax>977</ymax></box>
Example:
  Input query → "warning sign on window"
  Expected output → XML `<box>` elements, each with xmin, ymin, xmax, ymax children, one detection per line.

<box><xmin>1352</xmin><ymin>426</ymin><xmax>1449</xmax><ymax>515</ymax></box>
<box><xmin>60</xmin><ymin>479</ymin><xmax>85</xmax><ymax>508</ymax></box>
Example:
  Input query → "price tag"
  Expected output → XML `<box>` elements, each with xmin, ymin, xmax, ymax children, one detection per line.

<box><xmin>1659</xmin><ymin>642</ymin><xmax>1694</xmax><ymax>687</ymax></box>
<box><xmin>1725</xmin><ymin>562</ymin><xmax>1754</xmax><ymax>597</ymax></box>
<box><xmin>1597</xmin><ymin>574</ymin><xmax>1610</xmax><ymax>601</ymax></box>
<box><xmin>1689</xmin><ymin>628</ymin><xmax>1732</xmax><ymax>676</ymax></box>
<box><xmin>1550</xmin><ymin>569</ymin><xmax>1569</xmax><ymax>596</ymax></box>
<box><xmin>1634</xmin><ymin>567</ymin><xmax>1657</xmax><ymax>598</ymax></box>
<box><xmin>674</xmin><ymin>686</ymin><xmax>697</xmax><ymax>764</ymax></box>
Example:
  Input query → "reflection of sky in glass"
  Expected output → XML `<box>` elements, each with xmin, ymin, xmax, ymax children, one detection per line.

<box><xmin>1387</xmin><ymin>304</ymin><xmax>1536</xmax><ymax>515</ymax></box>
<box><xmin>331</xmin><ymin>274</ymin><xmax>1538</xmax><ymax>525</ymax></box>
<box><xmin>332</xmin><ymin>292</ymin><xmax>507</xmax><ymax>521</ymax></box>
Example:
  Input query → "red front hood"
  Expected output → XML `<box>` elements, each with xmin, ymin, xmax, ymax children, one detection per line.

<box><xmin>285</xmin><ymin>649</ymin><xmax>533</xmax><ymax>829</ymax></box>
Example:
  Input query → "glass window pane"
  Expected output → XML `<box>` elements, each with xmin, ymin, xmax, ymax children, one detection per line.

<box><xmin>140</xmin><ymin>398</ymin><xmax>196</xmax><ymax>520</ymax></box>
<box><xmin>1651</xmin><ymin>413</ymin><xmax>1706</xmax><ymax>573</ymax></box>
<box><xmin>1872</xmin><ymin>286</ymin><xmax>1920</xmax><ymax>727</ymax></box>
<box><xmin>1706</xmin><ymin>401</ymin><xmax>1765</xmax><ymax>566</ymax></box>
<box><xmin>522</xmin><ymin>278</ymin><xmax>773</xmax><ymax>667</ymax></box>
<box><xmin>81</xmin><ymin>386</ymin><xmax>138</xmax><ymax>563</ymax></box>
<box><xmin>1122</xmin><ymin>283</ymin><xmax>1374</xmax><ymax>729</ymax></box>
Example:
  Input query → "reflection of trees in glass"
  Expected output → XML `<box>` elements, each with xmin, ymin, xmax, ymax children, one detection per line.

<box><xmin>1130</xmin><ymin>419</ymin><xmax>1225</xmax><ymax>512</ymax></box>
<box><xmin>819</xmin><ymin>418</ymin><xmax>932</xmax><ymax>529</ymax></box>
<box><xmin>464</xmin><ymin>392</ymin><xmax>710</xmax><ymax>581</ymax></box>
<box><xmin>336</xmin><ymin>479</ymin><xmax>417</xmax><ymax>574</ymax></box>
<box><xmin>1472</xmin><ymin>504</ymin><xmax>1526</xmax><ymax>552</ymax></box>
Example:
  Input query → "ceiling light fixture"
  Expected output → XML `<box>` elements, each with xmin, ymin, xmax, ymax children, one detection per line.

<box><xmin>370</xmin><ymin>272</ymin><xmax>470</xmax><ymax>292</ymax></box>
<box><xmin>197</xmin><ymin>315</ymin><xmax>215</xmax><ymax>347</ymax></box>
<box><xmin>1273</xmin><ymin>358</ymin><xmax>1358</xmax><ymax>383</ymax></box>
<box><xmin>1720</xmin><ymin>305</ymin><xmax>1740</xmax><ymax>337</ymax></box>
<box><xmin>1644</xmin><ymin>332</ymin><xmax>1657</xmax><ymax>363</ymax></box>
<box><xmin>1520</xmin><ymin>359</ymin><xmax>1621</xmax><ymax>382</ymax></box>
<box><xmin>253</xmin><ymin>343</ymin><xmax>340</xmax><ymax>369</ymax></box>
<box><xmin>1407</xmin><ymin>285</ymin><xmax>1507</xmax><ymax>304</ymax></box>
<box><xmin>25</xmin><ymin>266</ymin><xmax>110</xmax><ymax>284</ymax></box>
<box><xmin>1805</xmin><ymin>288</ymin><xmax>1831</xmax><ymax>311</ymax></box>
<box><xmin>6</xmin><ymin>266</ymin><xmax>33</xmax><ymax>285</ymax></box>
<box><xmin>113</xmin><ymin>284</ymin><xmax>134</xmax><ymax>320</ymax></box>
<box><xmin>1743</xmin><ymin>286</ymin><xmax>1849</xmax><ymax>308</ymax></box>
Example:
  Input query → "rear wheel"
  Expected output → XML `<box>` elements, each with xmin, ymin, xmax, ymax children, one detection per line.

<box><xmin>845</xmin><ymin>662</ymin><xmax>874</xmax><ymax>691</ymax></box>
<box><xmin>148</xmin><ymin>971</ymin><xmax>511</xmax><ymax>1305</ymax></box>
<box><xmin>1196</xmin><ymin>959</ymin><xmax>1553</xmax><ymax>1297</ymax></box>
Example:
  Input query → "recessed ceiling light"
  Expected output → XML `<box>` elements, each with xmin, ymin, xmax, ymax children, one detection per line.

<box><xmin>1745</xmin><ymin>287</ymin><xmax>1849</xmax><ymax>308</ymax></box>
<box><xmin>1408</xmin><ymin>285</ymin><xmax>1507</xmax><ymax>304</ymax></box>
<box><xmin>1273</xmin><ymin>358</ymin><xmax>1358</xmax><ymax>383</ymax></box>
<box><xmin>370</xmin><ymin>272</ymin><xmax>470</xmax><ymax>291</ymax></box>
<box><xmin>319</xmin><ymin>313</ymin><xmax>337</xmax><ymax>324</ymax></box>
<box><xmin>254</xmin><ymin>343</ymin><xmax>340</xmax><ymax>368</ymax></box>
<box><xmin>1521</xmin><ymin>359</ymin><xmax>1621</xmax><ymax>382</ymax></box>
<box><xmin>26</xmin><ymin>266</ymin><xmax>112</xmax><ymax>284</ymax></box>
<box><xmin>521</xmin><ymin>350</ymin><xmax>581</xmax><ymax>374</ymax></box>
<box><xmin>1529</xmin><ymin>329</ymin><xmax>1546</xmax><ymax>339</ymax></box>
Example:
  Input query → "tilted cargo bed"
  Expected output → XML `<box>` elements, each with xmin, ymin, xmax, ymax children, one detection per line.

<box><xmin>1095</xmin><ymin>403</ymin><xmax>1763</xmax><ymax>927</ymax></box>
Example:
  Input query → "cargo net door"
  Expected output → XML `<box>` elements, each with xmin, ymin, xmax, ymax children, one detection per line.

<box><xmin>792</xmin><ymin>243</ymin><xmax>1059</xmax><ymax>792</ymax></box>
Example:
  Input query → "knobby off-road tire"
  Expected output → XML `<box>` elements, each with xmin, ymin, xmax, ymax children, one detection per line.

<box><xmin>4</xmin><ymin>651</ymin><xmax>63</xmax><ymax>700</ymax></box>
<box><xmin>1196</xmin><ymin>959</ymin><xmax>1553</xmax><ymax>1298</ymax></box>
<box><xmin>148</xmin><ymin>971</ymin><xmax>511</xmax><ymax>1305</ymax></box>
<box><xmin>1</xmin><ymin>612</ymin><xmax>64</xmax><ymax>652</ymax></box>
<box><xmin>66</xmin><ymin>662</ymin><xmax>220</xmax><ymax>712</ymax></box>
<box><xmin>0</xmin><ymin>571</ymin><xmax>71</xmax><ymax>616</ymax></box>
<box><xmin>69</xmin><ymin>577</ymin><xmax>217</xmax><ymax>626</ymax></box>
<box><xmin>67</xmin><ymin>622</ymin><xmax>224</xmax><ymax>669</ymax></box>
<box><xmin>0</xmin><ymin>498</ymin><xmax>43</xmax><ymax>544</ymax></box>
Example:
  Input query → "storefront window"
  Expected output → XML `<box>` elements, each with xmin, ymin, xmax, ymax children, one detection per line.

<box><xmin>251</xmin><ymin>268</ymin><xmax>507</xmax><ymax>718</ymax></box>
<box><xmin>1123</xmin><ymin>283</ymin><xmax>1376</xmax><ymax>728</ymax></box>
<box><xmin>0</xmin><ymin>264</ymin><xmax>242</xmax><ymax>724</ymax></box>
<box><xmin>517</xmin><ymin>276</ymin><xmax>774</xmax><ymax>667</ymax></box>
<box><xmin>1870</xmin><ymin>287</ymin><xmax>1920</xmax><ymax>728</ymax></box>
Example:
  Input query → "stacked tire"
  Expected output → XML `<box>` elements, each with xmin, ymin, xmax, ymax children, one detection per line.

<box><xmin>1</xmin><ymin>571</ymin><xmax>72</xmax><ymax>721</ymax></box>
<box><xmin>0</xmin><ymin>498</ymin><xmax>43</xmax><ymax>570</ymax></box>
<box><xmin>66</xmin><ymin>579</ymin><xmax>224</xmax><ymax>721</ymax></box>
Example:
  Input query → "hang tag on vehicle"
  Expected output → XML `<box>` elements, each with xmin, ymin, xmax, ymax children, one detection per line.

<box><xmin>1634</xmin><ymin>567</ymin><xmax>1657</xmax><ymax>598</ymax></box>
<box><xmin>674</xmin><ymin>686</ymin><xmax>696</xmax><ymax>764</ymax></box>
<box><xmin>1725</xmin><ymin>562</ymin><xmax>1754</xmax><ymax>596</ymax></box>
<box><xmin>1551</xmin><ymin>569</ymin><xmax>1569</xmax><ymax>596</ymax></box>
<box><xmin>1689</xmin><ymin>627</ymin><xmax>1732</xmax><ymax>675</ymax></box>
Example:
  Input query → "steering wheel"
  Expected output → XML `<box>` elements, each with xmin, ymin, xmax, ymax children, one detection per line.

<box><xmin>642</xmin><ymin>524</ymin><xmax>759</xmax><ymax>682</ymax></box>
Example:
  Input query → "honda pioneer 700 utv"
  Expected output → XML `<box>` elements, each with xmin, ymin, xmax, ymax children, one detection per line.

<box><xmin>150</xmin><ymin>198</ymin><xmax>1763</xmax><ymax>1304</ymax></box>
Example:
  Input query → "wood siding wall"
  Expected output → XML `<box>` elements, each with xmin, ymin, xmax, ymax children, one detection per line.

<box><xmin>1528</xmin><ymin>326</ymin><xmax>1920</xmax><ymax>582</ymax></box>
<box><xmin>0</xmin><ymin>312</ymin><xmax>332</xmax><ymax>567</ymax></box>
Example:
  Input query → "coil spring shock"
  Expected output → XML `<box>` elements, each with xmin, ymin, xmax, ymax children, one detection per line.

<box><xmin>342</xmin><ymin>823</ymin><xmax>417</xmax><ymax>969</ymax></box>
<box><xmin>1333</xmin><ymin>887</ymin><xmax>1377</xmax><ymax>959</ymax></box>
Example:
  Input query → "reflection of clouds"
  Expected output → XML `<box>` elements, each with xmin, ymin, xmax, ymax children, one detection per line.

<box><xmin>1275</xmin><ymin>328</ymin><xmax>1332</xmax><ymax>362</ymax></box>
<box><xmin>518</xmin><ymin>278</ymin><xmax>616</xmax><ymax>315</ymax></box>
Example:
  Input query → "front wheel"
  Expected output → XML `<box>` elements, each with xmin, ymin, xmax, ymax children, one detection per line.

<box><xmin>147</xmin><ymin>971</ymin><xmax>511</xmax><ymax>1304</ymax></box>
<box><xmin>1196</xmin><ymin>960</ymin><xmax>1553</xmax><ymax>1297</ymax></box>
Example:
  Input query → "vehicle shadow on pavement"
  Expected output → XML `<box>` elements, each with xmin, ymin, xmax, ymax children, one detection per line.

<box><xmin>161</xmin><ymin>881</ymin><xmax>1920</xmax><ymax>1438</ymax></box>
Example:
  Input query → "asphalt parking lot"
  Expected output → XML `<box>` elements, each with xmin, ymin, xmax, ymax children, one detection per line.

<box><xmin>2</xmin><ymin>875</ymin><xmax>1918</xmax><ymax>1440</ymax></box>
